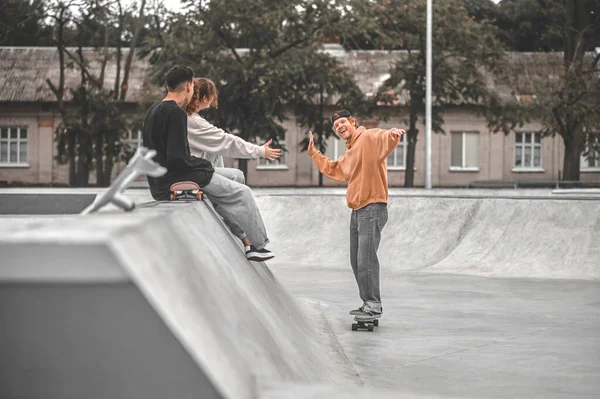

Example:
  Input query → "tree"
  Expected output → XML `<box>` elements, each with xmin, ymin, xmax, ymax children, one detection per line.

<box><xmin>144</xmin><ymin>0</ymin><xmax>373</xmax><ymax>181</ymax></box>
<box><xmin>538</xmin><ymin>0</ymin><xmax>599</xmax><ymax>180</ymax></box>
<box><xmin>0</xmin><ymin>0</ymin><xmax>52</xmax><ymax>46</ymax></box>
<box><xmin>291</xmin><ymin>50</ymin><xmax>373</xmax><ymax>186</ymax></box>
<box><xmin>486</xmin><ymin>0</ymin><xmax>600</xmax><ymax>181</ymax></box>
<box><xmin>47</xmin><ymin>0</ymin><xmax>149</xmax><ymax>186</ymax></box>
<box><xmin>492</xmin><ymin>0</ymin><xmax>600</xmax><ymax>52</ymax></box>
<box><xmin>370</xmin><ymin>0</ymin><xmax>508</xmax><ymax>187</ymax></box>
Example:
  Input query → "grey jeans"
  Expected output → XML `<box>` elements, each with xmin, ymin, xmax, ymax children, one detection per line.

<box><xmin>350</xmin><ymin>202</ymin><xmax>388</xmax><ymax>313</ymax></box>
<box><xmin>202</xmin><ymin>170</ymin><xmax>269</xmax><ymax>249</ymax></box>
<box><xmin>214</xmin><ymin>167</ymin><xmax>245</xmax><ymax>185</ymax></box>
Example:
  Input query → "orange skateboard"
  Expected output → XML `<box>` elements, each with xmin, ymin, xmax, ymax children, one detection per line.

<box><xmin>169</xmin><ymin>181</ymin><xmax>203</xmax><ymax>201</ymax></box>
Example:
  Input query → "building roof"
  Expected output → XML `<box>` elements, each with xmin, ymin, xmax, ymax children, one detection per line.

<box><xmin>0</xmin><ymin>46</ymin><xmax>597</xmax><ymax>104</ymax></box>
<box><xmin>0</xmin><ymin>47</ymin><xmax>154</xmax><ymax>103</ymax></box>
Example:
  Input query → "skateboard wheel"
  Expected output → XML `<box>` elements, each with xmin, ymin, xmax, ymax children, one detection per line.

<box><xmin>367</xmin><ymin>325</ymin><xmax>374</xmax><ymax>332</ymax></box>
<box><xmin>373</xmin><ymin>319</ymin><xmax>379</xmax><ymax>327</ymax></box>
<box><xmin>195</xmin><ymin>192</ymin><xmax>202</xmax><ymax>201</ymax></box>
<box><xmin>351</xmin><ymin>324</ymin><xmax>358</xmax><ymax>331</ymax></box>
<box><xmin>170</xmin><ymin>192</ymin><xmax>176</xmax><ymax>201</ymax></box>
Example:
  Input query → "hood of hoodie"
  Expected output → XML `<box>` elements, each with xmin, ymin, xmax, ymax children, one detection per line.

<box><xmin>345</xmin><ymin>126</ymin><xmax>366</xmax><ymax>149</ymax></box>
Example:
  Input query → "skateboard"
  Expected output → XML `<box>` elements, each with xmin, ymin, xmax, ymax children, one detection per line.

<box><xmin>351</xmin><ymin>316</ymin><xmax>380</xmax><ymax>332</ymax></box>
<box><xmin>169</xmin><ymin>181</ymin><xmax>204</xmax><ymax>201</ymax></box>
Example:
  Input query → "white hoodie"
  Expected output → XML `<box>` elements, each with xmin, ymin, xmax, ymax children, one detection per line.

<box><xmin>187</xmin><ymin>113</ymin><xmax>265</xmax><ymax>160</ymax></box>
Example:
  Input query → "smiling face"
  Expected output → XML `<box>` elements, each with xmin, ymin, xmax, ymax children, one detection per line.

<box><xmin>333</xmin><ymin>117</ymin><xmax>355</xmax><ymax>140</ymax></box>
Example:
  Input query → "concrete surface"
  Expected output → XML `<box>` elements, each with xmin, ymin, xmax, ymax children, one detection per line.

<box><xmin>0</xmin><ymin>188</ymin><xmax>599</xmax><ymax>398</ymax></box>
<box><xmin>0</xmin><ymin>196</ymin><xmax>356</xmax><ymax>399</ymax></box>
<box><xmin>0</xmin><ymin>283</ymin><xmax>221</xmax><ymax>399</ymax></box>
<box><xmin>270</xmin><ymin>267</ymin><xmax>600</xmax><ymax>398</ymax></box>
<box><xmin>255</xmin><ymin>195</ymin><xmax>600</xmax><ymax>280</ymax></box>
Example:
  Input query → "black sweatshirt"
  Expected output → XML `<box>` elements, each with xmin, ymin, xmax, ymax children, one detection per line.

<box><xmin>142</xmin><ymin>100</ymin><xmax>214</xmax><ymax>199</ymax></box>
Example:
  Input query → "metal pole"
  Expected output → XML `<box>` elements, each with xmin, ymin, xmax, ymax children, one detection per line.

<box><xmin>425</xmin><ymin>0</ymin><xmax>433</xmax><ymax>189</ymax></box>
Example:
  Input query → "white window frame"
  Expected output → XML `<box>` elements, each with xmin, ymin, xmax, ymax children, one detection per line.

<box><xmin>387</xmin><ymin>133</ymin><xmax>407</xmax><ymax>171</ymax></box>
<box><xmin>0</xmin><ymin>126</ymin><xmax>29</xmax><ymax>167</ymax></box>
<box><xmin>256</xmin><ymin>136</ymin><xmax>288</xmax><ymax>170</ymax></box>
<box><xmin>581</xmin><ymin>134</ymin><xmax>600</xmax><ymax>172</ymax></box>
<box><xmin>513</xmin><ymin>131</ymin><xmax>544</xmax><ymax>172</ymax></box>
<box><xmin>325</xmin><ymin>135</ymin><xmax>345</xmax><ymax>160</ymax></box>
<box><xmin>449</xmin><ymin>131</ymin><xmax>480</xmax><ymax>172</ymax></box>
<box><xmin>125</xmin><ymin>129</ymin><xmax>143</xmax><ymax>151</ymax></box>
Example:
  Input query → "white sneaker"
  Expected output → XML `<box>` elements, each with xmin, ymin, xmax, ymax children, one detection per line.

<box><xmin>245</xmin><ymin>245</ymin><xmax>275</xmax><ymax>262</ymax></box>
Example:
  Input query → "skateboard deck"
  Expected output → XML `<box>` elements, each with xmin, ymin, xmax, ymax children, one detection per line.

<box><xmin>169</xmin><ymin>181</ymin><xmax>203</xmax><ymax>201</ymax></box>
<box><xmin>351</xmin><ymin>316</ymin><xmax>380</xmax><ymax>331</ymax></box>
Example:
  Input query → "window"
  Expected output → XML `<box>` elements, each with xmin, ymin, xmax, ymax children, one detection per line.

<box><xmin>257</xmin><ymin>136</ymin><xmax>287</xmax><ymax>169</ymax></box>
<box><xmin>0</xmin><ymin>126</ymin><xmax>28</xmax><ymax>166</ymax></box>
<box><xmin>514</xmin><ymin>132</ymin><xmax>542</xmax><ymax>169</ymax></box>
<box><xmin>125</xmin><ymin>130</ymin><xmax>143</xmax><ymax>151</ymax></box>
<box><xmin>450</xmin><ymin>131</ymin><xmax>479</xmax><ymax>170</ymax></box>
<box><xmin>325</xmin><ymin>135</ymin><xmax>346</xmax><ymax>160</ymax></box>
<box><xmin>387</xmin><ymin>133</ymin><xmax>407</xmax><ymax>169</ymax></box>
<box><xmin>581</xmin><ymin>134</ymin><xmax>600</xmax><ymax>170</ymax></box>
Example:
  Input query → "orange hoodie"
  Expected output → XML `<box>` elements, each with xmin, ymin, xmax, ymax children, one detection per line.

<box><xmin>309</xmin><ymin>126</ymin><xmax>400</xmax><ymax>210</ymax></box>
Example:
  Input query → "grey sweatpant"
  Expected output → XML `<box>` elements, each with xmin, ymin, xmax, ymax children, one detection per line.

<box><xmin>350</xmin><ymin>202</ymin><xmax>388</xmax><ymax>313</ymax></box>
<box><xmin>202</xmin><ymin>168</ymin><xmax>269</xmax><ymax>249</ymax></box>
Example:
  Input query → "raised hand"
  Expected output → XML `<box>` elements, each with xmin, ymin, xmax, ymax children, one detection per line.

<box><xmin>308</xmin><ymin>131</ymin><xmax>315</xmax><ymax>153</ymax></box>
<box><xmin>263</xmin><ymin>139</ymin><xmax>283</xmax><ymax>161</ymax></box>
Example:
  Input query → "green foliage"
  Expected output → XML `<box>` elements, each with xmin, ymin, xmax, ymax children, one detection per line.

<box><xmin>144</xmin><ymin>0</ymin><xmax>373</xmax><ymax>177</ymax></box>
<box><xmin>46</xmin><ymin>0</ymin><xmax>148</xmax><ymax>186</ymax></box>
<box><xmin>0</xmin><ymin>0</ymin><xmax>52</xmax><ymax>46</ymax></box>
<box><xmin>372</xmin><ymin>0</ymin><xmax>508</xmax><ymax>186</ymax></box>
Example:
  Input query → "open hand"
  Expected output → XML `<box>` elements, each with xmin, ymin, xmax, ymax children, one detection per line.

<box><xmin>263</xmin><ymin>139</ymin><xmax>283</xmax><ymax>161</ymax></box>
<box><xmin>389</xmin><ymin>128</ymin><xmax>406</xmax><ymax>139</ymax></box>
<box><xmin>308</xmin><ymin>131</ymin><xmax>315</xmax><ymax>153</ymax></box>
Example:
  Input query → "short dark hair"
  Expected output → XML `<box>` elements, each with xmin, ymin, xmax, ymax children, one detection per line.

<box><xmin>165</xmin><ymin>66</ymin><xmax>195</xmax><ymax>92</ymax></box>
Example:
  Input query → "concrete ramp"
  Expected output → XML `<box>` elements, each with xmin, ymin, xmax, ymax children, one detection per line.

<box><xmin>0</xmin><ymin>199</ymin><xmax>348</xmax><ymax>399</ymax></box>
<box><xmin>256</xmin><ymin>195</ymin><xmax>600</xmax><ymax>280</ymax></box>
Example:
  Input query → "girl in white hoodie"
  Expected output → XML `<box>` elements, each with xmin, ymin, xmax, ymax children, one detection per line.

<box><xmin>184</xmin><ymin>78</ymin><xmax>282</xmax><ymax>184</ymax></box>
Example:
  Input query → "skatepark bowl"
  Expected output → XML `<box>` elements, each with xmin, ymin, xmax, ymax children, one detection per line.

<box><xmin>0</xmin><ymin>187</ymin><xmax>599</xmax><ymax>399</ymax></box>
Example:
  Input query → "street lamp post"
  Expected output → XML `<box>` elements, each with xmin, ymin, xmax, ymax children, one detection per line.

<box><xmin>425</xmin><ymin>0</ymin><xmax>433</xmax><ymax>189</ymax></box>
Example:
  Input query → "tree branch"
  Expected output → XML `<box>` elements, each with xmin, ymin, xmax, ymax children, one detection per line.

<box><xmin>269</xmin><ymin>35</ymin><xmax>311</xmax><ymax>59</ymax></box>
<box><xmin>120</xmin><ymin>0</ymin><xmax>147</xmax><ymax>101</ymax></box>
<box><xmin>552</xmin><ymin>106</ymin><xmax>567</xmax><ymax>136</ymax></box>
<box><xmin>214</xmin><ymin>27</ymin><xmax>245</xmax><ymax>66</ymax></box>
<box><xmin>46</xmin><ymin>78</ymin><xmax>61</xmax><ymax>99</ymax></box>
<box><xmin>63</xmin><ymin>48</ymin><xmax>104</xmax><ymax>89</ymax></box>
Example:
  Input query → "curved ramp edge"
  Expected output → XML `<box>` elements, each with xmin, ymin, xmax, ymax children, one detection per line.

<box><xmin>257</xmin><ymin>195</ymin><xmax>600</xmax><ymax>280</ymax></box>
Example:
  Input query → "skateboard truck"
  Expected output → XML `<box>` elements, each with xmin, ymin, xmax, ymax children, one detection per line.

<box><xmin>351</xmin><ymin>317</ymin><xmax>380</xmax><ymax>332</ymax></box>
<box><xmin>169</xmin><ymin>181</ymin><xmax>204</xmax><ymax>201</ymax></box>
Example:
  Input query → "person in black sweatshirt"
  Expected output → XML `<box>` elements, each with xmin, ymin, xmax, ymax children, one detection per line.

<box><xmin>142</xmin><ymin>66</ymin><xmax>275</xmax><ymax>261</ymax></box>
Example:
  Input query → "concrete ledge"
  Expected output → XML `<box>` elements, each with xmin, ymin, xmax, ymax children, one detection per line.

<box><xmin>0</xmin><ymin>198</ymin><xmax>350</xmax><ymax>398</ymax></box>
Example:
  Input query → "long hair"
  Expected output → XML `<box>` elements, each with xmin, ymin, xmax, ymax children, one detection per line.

<box><xmin>185</xmin><ymin>77</ymin><xmax>219</xmax><ymax>115</ymax></box>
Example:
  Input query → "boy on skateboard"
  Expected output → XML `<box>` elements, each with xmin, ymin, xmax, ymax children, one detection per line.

<box><xmin>307</xmin><ymin>110</ymin><xmax>405</xmax><ymax>320</ymax></box>
<box><xmin>142</xmin><ymin>66</ymin><xmax>275</xmax><ymax>262</ymax></box>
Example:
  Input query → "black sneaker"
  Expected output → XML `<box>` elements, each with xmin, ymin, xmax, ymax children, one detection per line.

<box><xmin>245</xmin><ymin>245</ymin><xmax>275</xmax><ymax>262</ymax></box>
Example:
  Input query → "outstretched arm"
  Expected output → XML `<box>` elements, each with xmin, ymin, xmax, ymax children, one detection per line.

<box><xmin>369</xmin><ymin>128</ymin><xmax>405</xmax><ymax>160</ymax></box>
<box><xmin>307</xmin><ymin>131</ymin><xmax>346</xmax><ymax>182</ymax></box>
<box><xmin>187</xmin><ymin>115</ymin><xmax>282</xmax><ymax>161</ymax></box>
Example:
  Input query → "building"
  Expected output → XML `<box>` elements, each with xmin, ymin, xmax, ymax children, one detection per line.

<box><xmin>0</xmin><ymin>46</ymin><xmax>598</xmax><ymax>187</ymax></box>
